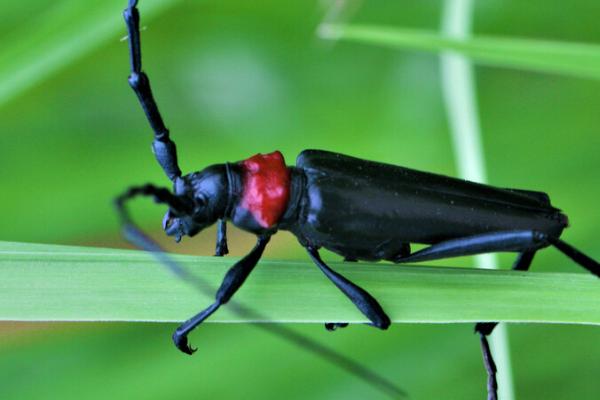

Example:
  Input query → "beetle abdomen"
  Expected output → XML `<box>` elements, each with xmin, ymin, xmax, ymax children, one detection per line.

<box><xmin>293</xmin><ymin>150</ymin><xmax>567</xmax><ymax>260</ymax></box>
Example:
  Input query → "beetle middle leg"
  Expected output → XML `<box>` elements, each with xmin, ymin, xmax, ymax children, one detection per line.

<box><xmin>323</xmin><ymin>256</ymin><xmax>362</xmax><ymax>330</ymax></box>
<box><xmin>214</xmin><ymin>219</ymin><xmax>229</xmax><ymax>256</ymax></box>
<box><xmin>306</xmin><ymin>247</ymin><xmax>390</xmax><ymax>330</ymax></box>
<box><xmin>172</xmin><ymin>235</ymin><xmax>270</xmax><ymax>354</ymax></box>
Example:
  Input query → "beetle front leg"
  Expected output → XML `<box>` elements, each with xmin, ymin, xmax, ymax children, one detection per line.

<box><xmin>173</xmin><ymin>235</ymin><xmax>270</xmax><ymax>354</ymax></box>
<box><xmin>214</xmin><ymin>219</ymin><xmax>229</xmax><ymax>256</ymax></box>
<box><xmin>306</xmin><ymin>247</ymin><xmax>390</xmax><ymax>330</ymax></box>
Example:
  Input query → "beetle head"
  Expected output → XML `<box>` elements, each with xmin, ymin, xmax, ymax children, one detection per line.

<box><xmin>162</xmin><ymin>164</ymin><xmax>229</xmax><ymax>241</ymax></box>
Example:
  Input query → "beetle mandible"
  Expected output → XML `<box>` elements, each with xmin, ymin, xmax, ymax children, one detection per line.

<box><xmin>118</xmin><ymin>2</ymin><xmax>600</xmax><ymax>400</ymax></box>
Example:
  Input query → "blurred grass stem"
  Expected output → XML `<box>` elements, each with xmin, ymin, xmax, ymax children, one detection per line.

<box><xmin>440</xmin><ymin>1</ymin><xmax>515</xmax><ymax>399</ymax></box>
<box><xmin>318</xmin><ymin>23</ymin><xmax>600</xmax><ymax>80</ymax></box>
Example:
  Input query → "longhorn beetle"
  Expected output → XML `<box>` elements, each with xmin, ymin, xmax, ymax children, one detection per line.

<box><xmin>117</xmin><ymin>1</ymin><xmax>600</xmax><ymax>399</ymax></box>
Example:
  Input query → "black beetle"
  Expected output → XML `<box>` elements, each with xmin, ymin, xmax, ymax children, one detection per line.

<box><xmin>117</xmin><ymin>2</ymin><xmax>600</xmax><ymax>400</ymax></box>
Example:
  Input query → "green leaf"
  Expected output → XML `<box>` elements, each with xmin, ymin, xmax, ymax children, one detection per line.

<box><xmin>0</xmin><ymin>0</ymin><xmax>183</xmax><ymax>108</ymax></box>
<box><xmin>1</xmin><ymin>241</ymin><xmax>598</xmax><ymax>324</ymax></box>
<box><xmin>319</xmin><ymin>23</ymin><xmax>600</xmax><ymax>80</ymax></box>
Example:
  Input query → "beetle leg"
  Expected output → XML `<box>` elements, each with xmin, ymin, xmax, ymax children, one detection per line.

<box><xmin>172</xmin><ymin>235</ymin><xmax>270</xmax><ymax>354</ymax></box>
<box><xmin>214</xmin><ymin>219</ymin><xmax>229</xmax><ymax>256</ymax></box>
<box><xmin>324</xmin><ymin>257</ymin><xmax>358</xmax><ymax>330</ymax></box>
<box><xmin>394</xmin><ymin>230</ymin><xmax>548</xmax><ymax>264</ymax></box>
<box><xmin>306</xmin><ymin>247</ymin><xmax>390</xmax><ymax>330</ymax></box>
<box><xmin>123</xmin><ymin>0</ymin><xmax>182</xmax><ymax>181</ymax></box>
<box><xmin>325</xmin><ymin>322</ymin><xmax>349</xmax><ymax>331</ymax></box>
<box><xmin>478</xmin><ymin>333</ymin><xmax>498</xmax><ymax>400</ymax></box>
<box><xmin>325</xmin><ymin>257</ymin><xmax>358</xmax><ymax>330</ymax></box>
<box><xmin>395</xmin><ymin>230</ymin><xmax>599</xmax><ymax>400</ymax></box>
<box><xmin>546</xmin><ymin>236</ymin><xmax>600</xmax><ymax>277</ymax></box>
<box><xmin>394</xmin><ymin>230</ymin><xmax>600</xmax><ymax>277</ymax></box>
<box><xmin>473</xmin><ymin>242</ymin><xmax>598</xmax><ymax>399</ymax></box>
<box><xmin>475</xmin><ymin>250</ymin><xmax>536</xmax><ymax>336</ymax></box>
<box><xmin>473</xmin><ymin>250</ymin><xmax>536</xmax><ymax>400</ymax></box>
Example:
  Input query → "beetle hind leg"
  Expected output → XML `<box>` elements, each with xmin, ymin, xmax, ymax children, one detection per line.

<box><xmin>477</xmin><ymin>332</ymin><xmax>498</xmax><ymax>400</ymax></box>
<box><xmin>473</xmin><ymin>241</ymin><xmax>599</xmax><ymax>399</ymax></box>
<box><xmin>547</xmin><ymin>236</ymin><xmax>600</xmax><ymax>277</ymax></box>
<box><xmin>474</xmin><ymin>250</ymin><xmax>536</xmax><ymax>400</ymax></box>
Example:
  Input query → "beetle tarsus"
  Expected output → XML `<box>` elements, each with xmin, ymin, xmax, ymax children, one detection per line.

<box><xmin>325</xmin><ymin>322</ymin><xmax>349</xmax><ymax>331</ymax></box>
<box><xmin>172</xmin><ymin>330</ymin><xmax>197</xmax><ymax>355</ymax></box>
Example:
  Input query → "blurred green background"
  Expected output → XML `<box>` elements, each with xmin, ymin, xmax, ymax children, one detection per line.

<box><xmin>1</xmin><ymin>0</ymin><xmax>600</xmax><ymax>399</ymax></box>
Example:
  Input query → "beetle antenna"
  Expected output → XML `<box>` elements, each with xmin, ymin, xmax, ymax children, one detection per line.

<box><xmin>124</xmin><ymin>0</ymin><xmax>182</xmax><ymax>181</ymax></box>
<box><xmin>114</xmin><ymin>186</ymin><xmax>407</xmax><ymax>399</ymax></box>
<box><xmin>115</xmin><ymin>184</ymin><xmax>193</xmax><ymax>218</ymax></box>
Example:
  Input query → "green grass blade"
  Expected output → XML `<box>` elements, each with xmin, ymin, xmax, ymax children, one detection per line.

<box><xmin>319</xmin><ymin>23</ymin><xmax>600</xmax><ymax>80</ymax></box>
<box><xmin>1</xmin><ymin>241</ymin><xmax>599</xmax><ymax>324</ymax></box>
<box><xmin>0</xmin><ymin>0</ymin><xmax>182</xmax><ymax>108</ymax></box>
